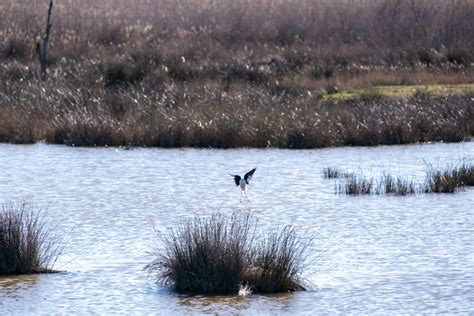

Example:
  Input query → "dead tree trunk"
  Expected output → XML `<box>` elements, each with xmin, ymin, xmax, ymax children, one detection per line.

<box><xmin>36</xmin><ymin>0</ymin><xmax>53</xmax><ymax>78</ymax></box>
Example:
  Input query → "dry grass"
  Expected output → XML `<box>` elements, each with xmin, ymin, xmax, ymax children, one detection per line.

<box><xmin>458</xmin><ymin>162</ymin><xmax>474</xmax><ymax>186</ymax></box>
<box><xmin>424</xmin><ymin>162</ymin><xmax>474</xmax><ymax>193</ymax></box>
<box><xmin>339</xmin><ymin>176</ymin><xmax>374</xmax><ymax>195</ymax></box>
<box><xmin>145</xmin><ymin>211</ymin><xmax>309</xmax><ymax>295</ymax></box>
<box><xmin>323</xmin><ymin>167</ymin><xmax>353</xmax><ymax>179</ymax></box>
<box><xmin>381</xmin><ymin>174</ymin><xmax>417</xmax><ymax>196</ymax></box>
<box><xmin>0</xmin><ymin>202</ymin><xmax>63</xmax><ymax>275</ymax></box>
<box><xmin>244</xmin><ymin>226</ymin><xmax>308</xmax><ymax>293</ymax></box>
<box><xmin>0</xmin><ymin>86</ymin><xmax>471</xmax><ymax>148</ymax></box>
<box><xmin>0</xmin><ymin>0</ymin><xmax>473</xmax><ymax>148</ymax></box>
<box><xmin>334</xmin><ymin>161</ymin><xmax>473</xmax><ymax>195</ymax></box>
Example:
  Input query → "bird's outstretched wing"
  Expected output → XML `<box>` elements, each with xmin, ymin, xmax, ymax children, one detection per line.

<box><xmin>230</xmin><ymin>174</ymin><xmax>241</xmax><ymax>186</ymax></box>
<box><xmin>244</xmin><ymin>168</ymin><xmax>256</xmax><ymax>183</ymax></box>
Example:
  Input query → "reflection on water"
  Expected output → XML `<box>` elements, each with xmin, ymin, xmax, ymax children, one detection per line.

<box><xmin>177</xmin><ymin>291</ymin><xmax>299</xmax><ymax>314</ymax></box>
<box><xmin>178</xmin><ymin>294</ymin><xmax>253</xmax><ymax>314</ymax></box>
<box><xmin>0</xmin><ymin>142</ymin><xmax>473</xmax><ymax>314</ymax></box>
<box><xmin>0</xmin><ymin>275</ymin><xmax>40</xmax><ymax>294</ymax></box>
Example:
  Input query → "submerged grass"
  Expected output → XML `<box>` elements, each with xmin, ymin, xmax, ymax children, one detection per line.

<box><xmin>334</xmin><ymin>161</ymin><xmax>473</xmax><ymax>195</ymax></box>
<box><xmin>381</xmin><ymin>174</ymin><xmax>417</xmax><ymax>196</ymax></box>
<box><xmin>323</xmin><ymin>167</ymin><xmax>353</xmax><ymax>179</ymax></box>
<box><xmin>340</xmin><ymin>176</ymin><xmax>374</xmax><ymax>195</ymax></box>
<box><xmin>424</xmin><ymin>162</ymin><xmax>474</xmax><ymax>193</ymax></box>
<box><xmin>0</xmin><ymin>202</ymin><xmax>63</xmax><ymax>275</ymax></box>
<box><xmin>458</xmin><ymin>162</ymin><xmax>474</xmax><ymax>186</ymax></box>
<box><xmin>145</xmin><ymin>212</ymin><xmax>310</xmax><ymax>295</ymax></box>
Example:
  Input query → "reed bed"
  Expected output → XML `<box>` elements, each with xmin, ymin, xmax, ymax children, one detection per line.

<box><xmin>0</xmin><ymin>0</ymin><xmax>472</xmax><ymax>148</ymax></box>
<box><xmin>0</xmin><ymin>83</ymin><xmax>471</xmax><ymax>148</ymax></box>
<box><xmin>323</xmin><ymin>167</ymin><xmax>353</xmax><ymax>179</ymax></box>
<box><xmin>0</xmin><ymin>202</ymin><xmax>62</xmax><ymax>275</ymax></box>
<box><xmin>334</xmin><ymin>162</ymin><xmax>473</xmax><ymax>195</ymax></box>
<box><xmin>382</xmin><ymin>174</ymin><xmax>417</xmax><ymax>196</ymax></box>
<box><xmin>145</xmin><ymin>212</ymin><xmax>309</xmax><ymax>295</ymax></box>
<box><xmin>458</xmin><ymin>162</ymin><xmax>474</xmax><ymax>186</ymax></box>
<box><xmin>339</xmin><ymin>176</ymin><xmax>374</xmax><ymax>195</ymax></box>
<box><xmin>424</xmin><ymin>163</ymin><xmax>474</xmax><ymax>193</ymax></box>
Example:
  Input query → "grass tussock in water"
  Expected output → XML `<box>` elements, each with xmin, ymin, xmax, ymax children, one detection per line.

<box><xmin>145</xmin><ymin>212</ymin><xmax>309</xmax><ymax>295</ymax></box>
<box><xmin>424</xmin><ymin>162</ymin><xmax>474</xmax><ymax>193</ymax></box>
<box><xmin>458</xmin><ymin>163</ymin><xmax>474</xmax><ymax>186</ymax></box>
<box><xmin>323</xmin><ymin>167</ymin><xmax>353</xmax><ymax>179</ymax></box>
<box><xmin>334</xmin><ymin>161</ymin><xmax>473</xmax><ymax>195</ymax></box>
<box><xmin>0</xmin><ymin>202</ymin><xmax>63</xmax><ymax>275</ymax></box>
<box><xmin>340</xmin><ymin>176</ymin><xmax>374</xmax><ymax>195</ymax></box>
<box><xmin>381</xmin><ymin>174</ymin><xmax>417</xmax><ymax>196</ymax></box>
<box><xmin>243</xmin><ymin>226</ymin><xmax>307</xmax><ymax>293</ymax></box>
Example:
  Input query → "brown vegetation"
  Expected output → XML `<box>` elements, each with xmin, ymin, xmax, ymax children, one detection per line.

<box><xmin>145</xmin><ymin>212</ymin><xmax>309</xmax><ymax>294</ymax></box>
<box><xmin>0</xmin><ymin>202</ymin><xmax>62</xmax><ymax>275</ymax></box>
<box><xmin>334</xmin><ymin>161</ymin><xmax>473</xmax><ymax>195</ymax></box>
<box><xmin>323</xmin><ymin>167</ymin><xmax>353</xmax><ymax>179</ymax></box>
<box><xmin>0</xmin><ymin>0</ymin><xmax>472</xmax><ymax>148</ymax></box>
<box><xmin>424</xmin><ymin>162</ymin><xmax>474</xmax><ymax>193</ymax></box>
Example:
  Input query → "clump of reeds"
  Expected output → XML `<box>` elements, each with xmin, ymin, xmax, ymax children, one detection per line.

<box><xmin>458</xmin><ymin>162</ymin><xmax>474</xmax><ymax>186</ymax></box>
<box><xmin>339</xmin><ymin>174</ymin><xmax>417</xmax><ymax>196</ymax></box>
<box><xmin>323</xmin><ymin>167</ymin><xmax>353</xmax><ymax>179</ymax></box>
<box><xmin>424</xmin><ymin>169</ymin><xmax>461</xmax><ymax>193</ymax></box>
<box><xmin>339</xmin><ymin>176</ymin><xmax>374</xmax><ymax>195</ymax></box>
<box><xmin>380</xmin><ymin>174</ymin><xmax>417</xmax><ymax>196</ymax></box>
<box><xmin>424</xmin><ymin>162</ymin><xmax>474</xmax><ymax>193</ymax></box>
<box><xmin>0</xmin><ymin>202</ymin><xmax>62</xmax><ymax>275</ymax></box>
<box><xmin>145</xmin><ymin>212</ymin><xmax>309</xmax><ymax>295</ymax></box>
<box><xmin>243</xmin><ymin>226</ymin><xmax>307</xmax><ymax>293</ymax></box>
<box><xmin>335</xmin><ymin>162</ymin><xmax>473</xmax><ymax>195</ymax></box>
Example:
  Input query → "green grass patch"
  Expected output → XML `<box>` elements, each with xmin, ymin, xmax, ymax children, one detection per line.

<box><xmin>323</xmin><ymin>84</ymin><xmax>474</xmax><ymax>100</ymax></box>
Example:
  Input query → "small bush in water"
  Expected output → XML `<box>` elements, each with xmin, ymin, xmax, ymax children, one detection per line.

<box><xmin>145</xmin><ymin>212</ymin><xmax>310</xmax><ymax>295</ymax></box>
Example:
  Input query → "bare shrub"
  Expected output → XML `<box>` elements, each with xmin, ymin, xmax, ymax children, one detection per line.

<box><xmin>2</xmin><ymin>38</ymin><xmax>29</xmax><ymax>60</ymax></box>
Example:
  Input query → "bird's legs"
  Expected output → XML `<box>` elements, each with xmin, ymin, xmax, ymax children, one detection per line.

<box><xmin>240</xmin><ymin>191</ymin><xmax>243</xmax><ymax>203</ymax></box>
<box><xmin>244</xmin><ymin>191</ymin><xmax>250</xmax><ymax>202</ymax></box>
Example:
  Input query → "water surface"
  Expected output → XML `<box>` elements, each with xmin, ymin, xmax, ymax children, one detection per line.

<box><xmin>0</xmin><ymin>142</ymin><xmax>473</xmax><ymax>314</ymax></box>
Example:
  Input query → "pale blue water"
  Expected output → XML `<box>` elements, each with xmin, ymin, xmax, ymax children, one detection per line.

<box><xmin>0</xmin><ymin>142</ymin><xmax>473</xmax><ymax>314</ymax></box>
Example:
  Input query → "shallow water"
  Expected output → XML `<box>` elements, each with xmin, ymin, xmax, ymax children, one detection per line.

<box><xmin>0</xmin><ymin>142</ymin><xmax>473</xmax><ymax>314</ymax></box>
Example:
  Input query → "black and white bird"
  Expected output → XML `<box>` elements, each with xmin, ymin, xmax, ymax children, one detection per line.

<box><xmin>230</xmin><ymin>168</ymin><xmax>256</xmax><ymax>202</ymax></box>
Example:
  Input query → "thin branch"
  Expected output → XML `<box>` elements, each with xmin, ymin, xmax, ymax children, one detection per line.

<box><xmin>36</xmin><ymin>0</ymin><xmax>53</xmax><ymax>77</ymax></box>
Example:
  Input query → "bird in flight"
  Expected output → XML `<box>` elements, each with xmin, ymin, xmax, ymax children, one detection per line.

<box><xmin>230</xmin><ymin>168</ymin><xmax>256</xmax><ymax>202</ymax></box>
